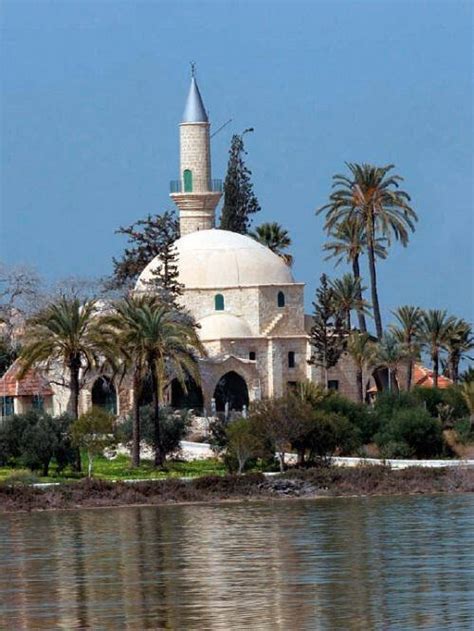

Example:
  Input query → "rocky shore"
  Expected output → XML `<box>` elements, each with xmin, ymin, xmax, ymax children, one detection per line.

<box><xmin>1</xmin><ymin>465</ymin><xmax>474</xmax><ymax>513</ymax></box>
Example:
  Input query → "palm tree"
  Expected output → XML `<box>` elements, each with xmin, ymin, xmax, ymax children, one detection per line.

<box><xmin>346</xmin><ymin>331</ymin><xmax>377</xmax><ymax>402</ymax></box>
<box><xmin>330</xmin><ymin>273</ymin><xmax>371</xmax><ymax>331</ymax></box>
<box><xmin>444</xmin><ymin>319</ymin><xmax>474</xmax><ymax>383</ymax></box>
<box><xmin>318</xmin><ymin>163</ymin><xmax>418</xmax><ymax>340</ymax></box>
<box><xmin>19</xmin><ymin>296</ymin><xmax>111</xmax><ymax>472</ymax></box>
<box><xmin>324</xmin><ymin>218</ymin><xmax>386</xmax><ymax>332</ymax></box>
<box><xmin>19</xmin><ymin>297</ymin><xmax>108</xmax><ymax>420</ymax></box>
<box><xmin>375</xmin><ymin>333</ymin><xmax>407</xmax><ymax>393</ymax></box>
<box><xmin>249</xmin><ymin>222</ymin><xmax>293</xmax><ymax>265</ymax></box>
<box><xmin>389</xmin><ymin>305</ymin><xmax>422</xmax><ymax>391</ymax></box>
<box><xmin>102</xmin><ymin>295</ymin><xmax>205</xmax><ymax>467</ymax></box>
<box><xmin>420</xmin><ymin>309</ymin><xmax>456</xmax><ymax>388</ymax></box>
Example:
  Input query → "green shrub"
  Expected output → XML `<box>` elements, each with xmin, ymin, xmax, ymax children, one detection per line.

<box><xmin>292</xmin><ymin>411</ymin><xmax>361</xmax><ymax>463</ymax></box>
<box><xmin>320</xmin><ymin>393</ymin><xmax>374</xmax><ymax>443</ymax></box>
<box><xmin>71</xmin><ymin>407</ymin><xmax>116</xmax><ymax>477</ymax></box>
<box><xmin>1</xmin><ymin>470</ymin><xmax>40</xmax><ymax>486</ymax></box>
<box><xmin>0</xmin><ymin>411</ymin><xmax>75</xmax><ymax>475</ymax></box>
<box><xmin>119</xmin><ymin>405</ymin><xmax>190</xmax><ymax>460</ymax></box>
<box><xmin>453</xmin><ymin>418</ymin><xmax>474</xmax><ymax>445</ymax></box>
<box><xmin>412</xmin><ymin>386</ymin><xmax>468</xmax><ymax>419</ymax></box>
<box><xmin>226</xmin><ymin>418</ymin><xmax>262</xmax><ymax>474</ymax></box>
<box><xmin>375</xmin><ymin>408</ymin><xmax>443</xmax><ymax>458</ymax></box>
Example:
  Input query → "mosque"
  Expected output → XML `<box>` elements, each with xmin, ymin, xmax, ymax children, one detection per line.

<box><xmin>0</xmin><ymin>74</ymin><xmax>368</xmax><ymax>420</ymax></box>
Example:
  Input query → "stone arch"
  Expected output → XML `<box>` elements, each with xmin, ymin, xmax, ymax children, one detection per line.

<box><xmin>91</xmin><ymin>376</ymin><xmax>117</xmax><ymax>415</ymax></box>
<box><xmin>171</xmin><ymin>377</ymin><xmax>204</xmax><ymax>411</ymax></box>
<box><xmin>213</xmin><ymin>371</ymin><xmax>249</xmax><ymax>413</ymax></box>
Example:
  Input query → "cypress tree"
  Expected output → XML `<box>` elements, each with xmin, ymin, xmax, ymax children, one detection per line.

<box><xmin>309</xmin><ymin>274</ymin><xmax>347</xmax><ymax>388</ymax></box>
<box><xmin>220</xmin><ymin>132</ymin><xmax>261</xmax><ymax>233</ymax></box>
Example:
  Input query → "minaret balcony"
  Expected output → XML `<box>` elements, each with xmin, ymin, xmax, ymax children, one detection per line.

<box><xmin>169</xmin><ymin>179</ymin><xmax>223</xmax><ymax>194</ymax></box>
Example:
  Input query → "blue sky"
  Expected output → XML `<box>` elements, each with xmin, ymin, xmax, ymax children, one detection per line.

<box><xmin>1</xmin><ymin>0</ymin><xmax>472</xmax><ymax>327</ymax></box>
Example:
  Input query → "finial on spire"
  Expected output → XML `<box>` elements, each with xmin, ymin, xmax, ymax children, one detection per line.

<box><xmin>190</xmin><ymin>61</ymin><xmax>196</xmax><ymax>78</ymax></box>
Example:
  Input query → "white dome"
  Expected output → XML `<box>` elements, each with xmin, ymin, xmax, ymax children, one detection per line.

<box><xmin>137</xmin><ymin>229</ymin><xmax>293</xmax><ymax>289</ymax></box>
<box><xmin>197</xmin><ymin>313</ymin><xmax>253</xmax><ymax>341</ymax></box>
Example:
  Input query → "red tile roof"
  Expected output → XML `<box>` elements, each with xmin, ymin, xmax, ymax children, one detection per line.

<box><xmin>0</xmin><ymin>360</ymin><xmax>54</xmax><ymax>397</ymax></box>
<box><xmin>412</xmin><ymin>363</ymin><xmax>453</xmax><ymax>389</ymax></box>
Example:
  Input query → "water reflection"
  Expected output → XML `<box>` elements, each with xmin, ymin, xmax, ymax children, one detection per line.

<box><xmin>1</xmin><ymin>495</ymin><xmax>473</xmax><ymax>629</ymax></box>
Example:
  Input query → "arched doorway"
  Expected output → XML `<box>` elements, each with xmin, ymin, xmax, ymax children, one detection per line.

<box><xmin>91</xmin><ymin>376</ymin><xmax>117</xmax><ymax>414</ymax></box>
<box><xmin>171</xmin><ymin>377</ymin><xmax>204</xmax><ymax>411</ymax></box>
<box><xmin>213</xmin><ymin>371</ymin><xmax>249</xmax><ymax>412</ymax></box>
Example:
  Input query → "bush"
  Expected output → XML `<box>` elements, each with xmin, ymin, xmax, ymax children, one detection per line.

<box><xmin>0</xmin><ymin>411</ymin><xmax>75</xmax><ymax>475</ymax></box>
<box><xmin>375</xmin><ymin>408</ymin><xmax>443</xmax><ymax>459</ymax></box>
<box><xmin>412</xmin><ymin>386</ymin><xmax>468</xmax><ymax>419</ymax></box>
<box><xmin>119</xmin><ymin>405</ymin><xmax>191</xmax><ymax>461</ymax></box>
<box><xmin>453</xmin><ymin>418</ymin><xmax>474</xmax><ymax>445</ymax></box>
<box><xmin>1</xmin><ymin>470</ymin><xmax>40</xmax><ymax>486</ymax></box>
<box><xmin>293</xmin><ymin>411</ymin><xmax>361</xmax><ymax>463</ymax></box>
<box><xmin>226</xmin><ymin>418</ymin><xmax>262</xmax><ymax>474</ymax></box>
<box><xmin>320</xmin><ymin>393</ymin><xmax>373</xmax><ymax>444</ymax></box>
<box><xmin>71</xmin><ymin>407</ymin><xmax>116</xmax><ymax>477</ymax></box>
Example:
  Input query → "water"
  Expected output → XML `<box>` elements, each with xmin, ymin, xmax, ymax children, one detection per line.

<box><xmin>1</xmin><ymin>495</ymin><xmax>473</xmax><ymax>630</ymax></box>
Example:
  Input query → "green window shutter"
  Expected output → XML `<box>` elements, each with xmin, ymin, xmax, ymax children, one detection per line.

<box><xmin>183</xmin><ymin>169</ymin><xmax>193</xmax><ymax>192</ymax></box>
<box><xmin>215</xmin><ymin>294</ymin><xmax>224</xmax><ymax>311</ymax></box>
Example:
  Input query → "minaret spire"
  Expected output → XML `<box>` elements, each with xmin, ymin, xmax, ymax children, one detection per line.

<box><xmin>170</xmin><ymin>70</ymin><xmax>222</xmax><ymax>236</ymax></box>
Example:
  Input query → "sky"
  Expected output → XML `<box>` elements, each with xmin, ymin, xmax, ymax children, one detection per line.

<box><xmin>1</xmin><ymin>0</ymin><xmax>473</xmax><ymax>328</ymax></box>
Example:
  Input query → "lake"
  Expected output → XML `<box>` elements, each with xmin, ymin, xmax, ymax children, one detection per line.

<box><xmin>1</xmin><ymin>495</ymin><xmax>473</xmax><ymax>629</ymax></box>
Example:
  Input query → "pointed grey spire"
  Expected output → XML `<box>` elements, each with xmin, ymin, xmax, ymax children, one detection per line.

<box><xmin>182</xmin><ymin>76</ymin><xmax>208</xmax><ymax>123</ymax></box>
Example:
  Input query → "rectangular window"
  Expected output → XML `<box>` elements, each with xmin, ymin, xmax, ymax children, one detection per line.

<box><xmin>288</xmin><ymin>351</ymin><xmax>295</xmax><ymax>368</ymax></box>
<box><xmin>328</xmin><ymin>380</ymin><xmax>339</xmax><ymax>391</ymax></box>
<box><xmin>287</xmin><ymin>381</ymin><xmax>297</xmax><ymax>393</ymax></box>
<box><xmin>249</xmin><ymin>351</ymin><xmax>256</xmax><ymax>361</ymax></box>
<box><xmin>32</xmin><ymin>395</ymin><xmax>44</xmax><ymax>411</ymax></box>
<box><xmin>0</xmin><ymin>396</ymin><xmax>14</xmax><ymax>418</ymax></box>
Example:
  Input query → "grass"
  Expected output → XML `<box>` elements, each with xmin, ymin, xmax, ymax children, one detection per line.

<box><xmin>0</xmin><ymin>454</ymin><xmax>227</xmax><ymax>484</ymax></box>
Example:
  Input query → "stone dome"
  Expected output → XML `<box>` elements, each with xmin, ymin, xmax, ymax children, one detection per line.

<box><xmin>197</xmin><ymin>313</ymin><xmax>253</xmax><ymax>341</ymax></box>
<box><xmin>137</xmin><ymin>229</ymin><xmax>294</xmax><ymax>289</ymax></box>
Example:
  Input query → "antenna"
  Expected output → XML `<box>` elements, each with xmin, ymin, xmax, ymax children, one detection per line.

<box><xmin>211</xmin><ymin>118</ymin><xmax>233</xmax><ymax>138</ymax></box>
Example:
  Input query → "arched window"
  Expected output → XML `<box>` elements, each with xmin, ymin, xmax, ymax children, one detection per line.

<box><xmin>277</xmin><ymin>291</ymin><xmax>285</xmax><ymax>307</ymax></box>
<box><xmin>288</xmin><ymin>351</ymin><xmax>295</xmax><ymax>368</ymax></box>
<box><xmin>183</xmin><ymin>169</ymin><xmax>193</xmax><ymax>192</ymax></box>
<box><xmin>92</xmin><ymin>377</ymin><xmax>117</xmax><ymax>415</ymax></box>
<box><xmin>215</xmin><ymin>294</ymin><xmax>224</xmax><ymax>311</ymax></box>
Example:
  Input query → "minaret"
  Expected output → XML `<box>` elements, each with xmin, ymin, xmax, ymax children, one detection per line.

<box><xmin>170</xmin><ymin>69</ymin><xmax>222</xmax><ymax>236</ymax></box>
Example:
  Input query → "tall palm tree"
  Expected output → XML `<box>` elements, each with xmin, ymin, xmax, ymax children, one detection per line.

<box><xmin>102</xmin><ymin>295</ymin><xmax>205</xmax><ymax>467</ymax></box>
<box><xmin>420</xmin><ymin>309</ymin><xmax>456</xmax><ymax>388</ymax></box>
<box><xmin>249</xmin><ymin>222</ymin><xmax>293</xmax><ymax>265</ymax></box>
<box><xmin>443</xmin><ymin>319</ymin><xmax>474</xmax><ymax>383</ymax></box>
<box><xmin>19</xmin><ymin>297</ymin><xmax>108</xmax><ymax>420</ymax></box>
<box><xmin>318</xmin><ymin>163</ymin><xmax>418</xmax><ymax>340</ymax></box>
<box><xmin>324</xmin><ymin>218</ymin><xmax>386</xmax><ymax>332</ymax></box>
<box><xmin>346</xmin><ymin>331</ymin><xmax>377</xmax><ymax>402</ymax></box>
<box><xmin>375</xmin><ymin>333</ymin><xmax>407</xmax><ymax>393</ymax></box>
<box><xmin>330</xmin><ymin>273</ymin><xmax>371</xmax><ymax>331</ymax></box>
<box><xmin>389</xmin><ymin>305</ymin><xmax>422</xmax><ymax>391</ymax></box>
<box><xmin>19</xmin><ymin>296</ymin><xmax>111</xmax><ymax>472</ymax></box>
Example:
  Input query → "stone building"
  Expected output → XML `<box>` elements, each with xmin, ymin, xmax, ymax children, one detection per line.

<box><xmin>0</xmin><ymin>72</ymin><xmax>392</xmax><ymax>421</ymax></box>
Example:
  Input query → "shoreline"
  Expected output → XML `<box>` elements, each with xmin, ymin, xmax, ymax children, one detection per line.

<box><xmin>2</xmin><ymin>465</ymin><xmax>474</xmax><ymax>514</ymax></box>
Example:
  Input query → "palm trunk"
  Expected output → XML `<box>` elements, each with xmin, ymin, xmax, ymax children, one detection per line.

<box><xmin>356</xmin><ymin>367</ymin><xmax>363</xmax><ymax>403</ymax></box>
<box><xmin>367</xmin><ymin>228</ymin><xmax>383</xmax><ymax>340</ymax></box>
<box><xmin>433</xmin><ymin>351</ymin><xmax>439</xmax><ymax>388</ymax></box>
<box><xmin>69</xmin><ymin>357</ymin><xmax>82</xmax><ymax>472</ymax></box>
<box><xmin>132</xmin><ymin>371</ymin><xmax>141</xmax><ymax>468</ymax></box>
<box><xmin>407</xmin><ymin>358</ymin><xmax>413</xmax><ymax>391</ymax></box>
<box><xmin>352</xmin><ymin>256</ymin><xmax>367</xmax><ymax>333</ymax></box>
<box><xmin>347</xmin><ymin>310</ymin><xmax>351</xmax><ymax>331</ymax></box>
<box><xmin>150</xmin><ymin>362</ymin><xmax>164</xmax><ymax>467</ymax></box>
